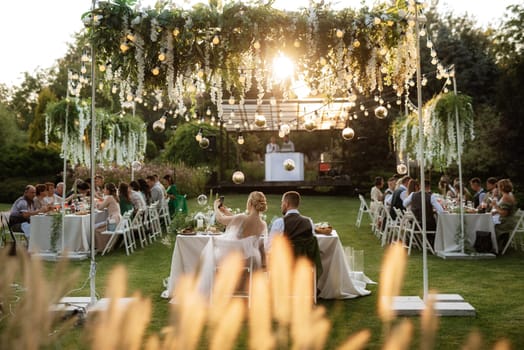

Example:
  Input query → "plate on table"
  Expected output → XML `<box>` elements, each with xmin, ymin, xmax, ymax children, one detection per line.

<box><xmin>315</xmin><ymin>223</ymin><xmax>333</xmax><ymax>235</ymax></box>
<box><xmin>178</xmin><ymin>228</ymin><xmax>196</xmax><ymax>235</ymax></box>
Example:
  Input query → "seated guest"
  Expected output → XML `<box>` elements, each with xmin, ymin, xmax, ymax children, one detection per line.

<box><xmin>266</xmin><ymin>191</ymin><xmax>322</xmax><ymax>279</ymax></box>
<box><xmin>370</xmin><ymin>176</ymin><xmax>384</xmax><ymax>218</ymax></box>
<box><xmin>94</xmin><ymin>183</ymin><xmax>121</xmax><ymax>252</ymax></box>
<box><xmin>129</xmin><ymin>181</ymin><xmax>147</xmax><ymax>211</ymax></box>
<box><xmin>9</xmin><ymin>185</ymin><xmax>51</xmax><ymax>238</ymax></box>
<box><xmin>118</xmin><ymin>182</ymin><xmax>134</xmax><ymax>216</ymax></box>
<box><xmin>33</xmin><ymin>184</ymin><xmax>50</xmax><ymax>210</ymax></box>
<box><xmin>389</xmin><ymin>175</ymin><xmax>411</xmax><ymax>219</ymax></box>
<box><xmin>481</xmin><ymin>177</ymin><xmax>498</xmax><ymax>212</ymax></box>
<box><xmin>137</xmin><ymin>178</ymin><xmax>151</xmax><ymax>205</ymax></box>
<box><xmin>44</xmin><ymin>182</ymin><xmax>57</xmax><ymax>205</ymax></box>
<box><xmin>403</xmin><ymin>179</ymin><xmax>420</xmax><ymax>210</ymax></box>
<box><xmin>146</xmin><ymin>175</ymin><xmax>165</xmax><ymax>207</ymax></box>
<box><xmin>448</xmin><ymin>178</ymin><xmax>472</xmax><ymax>202</ymax></box>
<box><xmin>54</xmin><ymin>182</ymin><xmax>65</xmax><ymax>203</ymax></box>
<box><xmin>94</xmin><ymin>175</ymin><xmax>105</xmax><ymax>198</ymax></box>
<box><xmin>280</xmin><ymin>135</ymin><xmax>295</xmax><ymax>152</ymax></box>
<box><xmin>469</xmin><ymin>177</ymin><xmax>486</xmax><ymax>209</ymax></box>
<box><xmin>384</xmin><ymin>176</ymin><xmax>397</xmax><ymax>209</ymax></box>
<box><xmin>404</xmin><ymin>180</ymin><xmax>444</xmax><ymax>232</ymax></box>
<box><xmin>438</xmin><ymin>175</ymin><xmax>452</xmax><ymax>197</ymax></box>
<box><xmin>493</xmin><ymin>179</ymin><xmax>518</xmax><ymax>250</ymax></box>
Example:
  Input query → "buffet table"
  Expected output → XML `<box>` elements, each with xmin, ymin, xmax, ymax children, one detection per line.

<box><xmin>28</xmin><ymin>211</ymin><xmax>108</xmax><ymax>253</ymax></box>
<box><xmin>164</xmin><ymin>230</ymin><xmax>371</xmax><ymax>300</ymax></box>
<box><xmin>434</xmin><ymin>212</ymin><xmax>498</xmax><ymax>254</ymax></box>
<box><xmin>265</xmin><ymin>152</ymin><xmax>304</xmax><ymax>181</ymax></box>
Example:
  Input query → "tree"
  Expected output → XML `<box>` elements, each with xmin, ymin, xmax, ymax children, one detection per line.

<box><xmin>28</xmin><ymin>88</ymin><xmax>57</xmax><ymax>143</ymax></box>
<box><xmin>0</xmin><ymin>102</ymin><xmax>24</xmax><ymax>148</ymax></box>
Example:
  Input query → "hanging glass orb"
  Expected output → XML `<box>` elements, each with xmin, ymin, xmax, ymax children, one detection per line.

<box><xmin>280</xmin><ymin>123</ymin><xmax>291</xmax><ymax>135</ymax></box>
<box><xmin>197</xmin><ymin>194</ymin><xmax>208</xmax><ymax>206</ymax></box>
<box><xmin>254</xmin><ymin>114</ymin><xmax>266</xmax><ymax>128</ymax></box>
<box><xmin>232</xmin><ymin>171</ymin><xmax>245</xmax><ymax>184</ymax></box>
<box><xmin>304</xmin><ymin>119</ymin><xmax>316</xmax><ymax>132</ymax></box>
<box><xmin>342</xmin><ymin>127</ymin><xmax>355</xmax><ymax>140</ymax></box>
<box><xmin>283</xmin><ymin>159</ymin><xmax>295</xmax><ymax>171</ymax></box>
<box><xmin>199</xmin><ymin>137</ymin><xmax>210</xmax><ymax>149</ymax></box>
<box><xmin>397</xmin><ymin>163</ymin><xmax>408</xmax><ymax>175</ymax></box>
<box><xmin>131</xmin><ymin>160</ymin><xmax>142</xmax><ymax>171</ymax></box>
<box><xmin>374</xmin><ymin>106</ymin><xmax>388</xmax><ymax>119</ymax></box>
<box><xmin>278</xmin><ymin>130</ymin><xmax>285</xmax><ymax>138</ymax></box>
<box><xmin>152</xmin><ymin>119</ymin><xmax>165</xmax><ymax>133</ymax></box>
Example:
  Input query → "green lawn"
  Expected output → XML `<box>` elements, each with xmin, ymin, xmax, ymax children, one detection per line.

<box><xmin>3</xmin><ymin>195</ymin><xmax>524</xmax><ymax>349</ymax></box>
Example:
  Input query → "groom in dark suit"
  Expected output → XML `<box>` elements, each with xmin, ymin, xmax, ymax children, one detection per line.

<box><xmin>267</xmin><ymin>191</ymin><xmax>322</xmax><ymax>278</ymax></box>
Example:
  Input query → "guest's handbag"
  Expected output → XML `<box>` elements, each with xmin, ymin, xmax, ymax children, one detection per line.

<box><xmin>474</xmin><ymin>231</ymin><xmax>493</xmax><ymax>253</ymax></box>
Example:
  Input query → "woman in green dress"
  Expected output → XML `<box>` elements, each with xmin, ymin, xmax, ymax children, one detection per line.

<box><xmin>163</xmin><ymin>174</ymin><xmax>178</xmax><ymax>217</ymax></box>
<box><xmin>118</xmin><ymin>182</ymin><xmax>134</xmax><ymax>216</ymax></box>
<box><xmin>493</xmin><ymin>178</ymin><xmax>518</xmax><ymax>251</ymax></box>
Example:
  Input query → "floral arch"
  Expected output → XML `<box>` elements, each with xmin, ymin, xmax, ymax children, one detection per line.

<box><xmin>85</xmin><ymin>0</ymin><xmax>422</xmax><ymax>130</ymax></box>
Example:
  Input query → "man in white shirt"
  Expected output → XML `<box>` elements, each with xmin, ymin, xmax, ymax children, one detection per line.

<box><xmin>280</xmin><ymin>135</ymin><xmax>295</xmax><ymax>152</ymax></box>
<box><xmin>265</xmin><ymin>136</ymin><xmax>280</xmax><ymax>153</ymax></box>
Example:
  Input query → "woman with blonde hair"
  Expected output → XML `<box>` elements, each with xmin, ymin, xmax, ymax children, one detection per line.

<box><xmin>194</xmin><ymin>192</ymin><xmax>268</xmax><ymax>299</ymax></box>
<box><xmin>213</xmin><ymin>191</ymin><xmax>268</xmax><ymax>239</ymax></box>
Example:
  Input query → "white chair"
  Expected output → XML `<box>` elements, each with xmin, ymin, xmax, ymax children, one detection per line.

<box><xmin>380</xmin><ymin>206</ymin><xmax>402</xmax><ymax>246</ymax></box>
<box><xmin>147</xmin><ymin>202</ymin><xmax>162</xmax><ymax>242</ymax></box>
<box><xmin>159</xmin><ymin>200</ymin><xmax>172</xmax><ymax>230</ymax></box>
<box><xmin>101</xmin><ymin>211</ymin><xmax>134</xmax><ymax>256</ymax></box>
<box><xmin>501</xmin><ymin>209</ymin><xmax>524</xmax><ymax>255</ymax></box>
<box><xmin>356</xmin><ymin>194</ymin><xmax>373</xmax><ymax>228</ymax></box>
<box><xmin>210</xmin><ymin>236</ymin><xmax>260</xmax><ymax>307</ymax></box>
<box><xmin>403</xmin><ymin>210</ymin><xmax>435</xmax><ymax>256</ymax></box>
<box><xmin>1</xmin><ymin>213</ymin><xmax>28</xmax><ymax>247</ymax></box>
<box><xmin>130</xmin><ymin>209</ymin><xmax>148</xmax><ymax>248</ymax></box>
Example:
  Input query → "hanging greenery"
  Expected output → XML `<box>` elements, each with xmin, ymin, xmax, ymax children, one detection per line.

<box><xmin>391</xmin><ymin>92</ymin><xmax>474</xmax><ymax>169</ymax></box>
<box><xmin>83</xmin><ymin>0</ymin><xmax>421</xmax><ymax>119</ymax></box>
<box><xmin>45</xmin><ymin>99</ymin><xmax>147</xmax><ymax>166</ymax></box>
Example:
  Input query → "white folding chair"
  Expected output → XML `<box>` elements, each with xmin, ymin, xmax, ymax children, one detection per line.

<box><xmin>101</xmin><ymin>211</ymin><xmax>134</xmax><ymax>256</ymax></box>
<box><xmin>147</xmin><ymin>202</ymin><xmax>162</xmax><ymax>242</ymax></box>
<box><xmin>210</xmin><ymin>236</ymin><xmax>259</xmax><ymax>307</ymax></box>
<box><xmin>159</xmin><ymin>200</ymin><xmax>172</xmax><ymax>229</ymax></box>
<box><xmin>403</xmin><ymin>210</ymin><xmax>435</xmax><ymax>256</ymax></box>
<box><xmin>501</xmin><ymin>209</ymin><xmax>524</xmax><ymax>255</ymax></box>
<box><xmin>356</xmin><ymin>194</ymin><xmax>373</xmax><ymax>228</ymax></box>
<box><xmin>130</xmin><ymin>209</ymin><xmax>148</xmax><ymax>248</ymax></box>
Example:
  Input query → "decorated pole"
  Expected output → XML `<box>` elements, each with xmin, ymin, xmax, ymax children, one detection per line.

<box><xmin>89</xmin><ymin>0</ymin><xmax>97</xmax><ymax>306</ymax></box>
<box><xmin>415</xmin><ymin>4</ymin><xmax>429</xmax><ymax>301</ymax></box>
<box><xmin>451</xmin><ymin>66</ymin><xmax>466</xmax><ymax>253</ymax></box>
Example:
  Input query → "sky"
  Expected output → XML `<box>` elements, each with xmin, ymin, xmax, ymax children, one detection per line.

<box><xmin>0</xmin><ymin>0</ymin><xmax>520</xmax><ymax>88</ymax></box>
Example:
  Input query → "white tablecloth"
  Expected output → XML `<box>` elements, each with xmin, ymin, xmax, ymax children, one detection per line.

<box><xmin>434</xmin><ymin>213</ymin><xmax>498</xmax><ymax>254</ymax></box>
<box><xmin>165</xmin><ymin>230</ymin><xmax>372</xmax><ymax>299</ymax></box>
<box><xmin>28</xmin><ymin>211</ymin><xmax>107</xmax><ymax>253</ymax></box>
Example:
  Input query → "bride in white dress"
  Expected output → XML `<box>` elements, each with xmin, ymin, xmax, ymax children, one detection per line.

<box><xmin>198</xmin><ymin>191</ymin><xmax>268</xmax><ymax>298</ymax></box>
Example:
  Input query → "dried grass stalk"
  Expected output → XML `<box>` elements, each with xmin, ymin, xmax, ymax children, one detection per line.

<box><xmin>421</xmin><ymin>292</ymin><xmax>439</xmax><ymax>350</ymax></box>
<box><xmin>269</xmin><ymin>235</ymin><xmax>293</xmax><ymax>326</ymax></box>
<box><xmin>383</xmin><ymin>319</ymin><xmax>413</xmax><ymax>350</ymax></box>
<box><xmin>378</xmin><ymin>243</ymin><xmax>407</xmax><ymax>323</ymax></box>
<box><xmin>336</xmin><ymin>329</ymin><xmax>371</xmax><ymax>350</ymax></box>
<box><xmin>249</xmin><ymin>271</ymin><xmax>275</xmax><ymax>350</ymax></box>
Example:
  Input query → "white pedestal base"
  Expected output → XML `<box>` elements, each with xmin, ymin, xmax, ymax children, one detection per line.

<box><xmin>392</xmin><ymin>294</ymin><xmax>476</xmax><ymax>317</ymax></box>
<box><xmin>436</xmin><ymin>251</ymin><xmax>496</xmax><ymax>260</ymax></box>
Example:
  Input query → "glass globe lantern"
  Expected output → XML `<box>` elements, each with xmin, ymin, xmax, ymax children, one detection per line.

<box><xmin>375</xmin><ymin>106</ymin><xmax>388</xmax><ymax>119</ymax></box>
<box><xmin>342</xmin><ymin>127</ymin><xmax>355</xmax><ymax>140</ymax></box>
<box><xmin>232</xmin><ymin>171</ymin><xmax>245</xmax><ymax>184</ymax></box>
<box><xmin>283</xmin><ymin>159</ymin><xmax>295</xmax><ymax>171</ymax></box>
<box><xmin>199</xmin><ymin>137</ymin><xmax>210</xmax><ymax>149</ymax></box>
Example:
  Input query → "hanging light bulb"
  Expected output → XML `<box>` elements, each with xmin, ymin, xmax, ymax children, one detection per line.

<box><xmin>335</xmin><ymin>29</ymin><xmax>344</xmax><ymax>38</ymax></box>
<box><xmin>228</xmin><ymin>96</ymin><xmax>235</xmax><ymax>105</ymax></box>
<box><xmin>172</xmin><ymin>27</ymin><xmax>180</xmax><ymax>37</ymax></box>
<box><xmin>120</xmin><ymin>41</ymin><xmax>130</xmax><ymax>53</ymax></box>
<box><xmin>421</xmin><ymin>76</ymin><xmax>428</xmax><ymax>86</ymax></box>
<box><xmin>99</xmin><ymin>63</ymin><xmax>106</xmax><ymax>72</ymax></box>
<box><xmin>158</xmin><ymin>50</ymin><xmax>166</xmax><ymax>62</ymax></box>
<box><xmin>212</xmin><ymin>35</ymin><xmax>220</xmax><ymax>45</ymax></box>
<box><xmin>426</xmin><ymin>40</ymin><xmax>433</xmax><ymax>48</ymax></box>
<box><xmin>253</xmin><ymin>40</ymin><xmax>261</xmax><ymax>50</ymax></box>
<box><xmin>237</xmin><ymin>132</ymin><xmax>244</xmax><ymax>145</ymax></box>
<box><xmin>195</xmin><ymin>128</ymin><xmax>203</xmax><ymax>142</ymax></box>
<box><xmin>152</xmin><ymin>67</ymin><xmax>160</xmax><ymax>76</ymax></box>
<box><xmin>206</xmin><ymin>107</ymin><xmax>211</xmax><ymax>116</ymax></box>
<box><xmin>280</xmin><ymin>123</ymin><xmax>291</xmax><ymax>135</ymax></box>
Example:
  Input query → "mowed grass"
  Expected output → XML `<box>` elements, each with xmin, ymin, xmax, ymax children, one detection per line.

<box><xmin>4</xmin><ymin>195</ymin><xmax>524</xmax><ymax>349</ymax></box>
